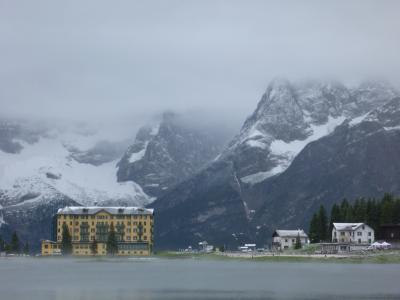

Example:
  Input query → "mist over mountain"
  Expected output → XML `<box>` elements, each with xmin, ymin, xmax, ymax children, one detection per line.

<box><xmin>1</xmin><ymin>1</ymin><xmax>400</xmax><ymax>251</ymax></box>
<box><xmin>151</xmin><ymin>79</ymin><xmax>400</xmax><ymax>249</ymax></box>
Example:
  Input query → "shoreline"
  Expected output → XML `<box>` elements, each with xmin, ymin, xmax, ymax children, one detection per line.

<box><xmin>2</xmin><ymin>250</ymin><xmax>400</xmax><ymax>264</ymax></box>
<box><xmin>157</xmin><ymin>249</ymin><xmax>400</xmax><ymax>264</ymax></box>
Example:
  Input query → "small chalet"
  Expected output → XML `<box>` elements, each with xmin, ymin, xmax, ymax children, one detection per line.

<box><xmin>272</xmin><ymin>229</ymin><xmax>309</xmax><ymax>250</ymax></box>
<box><xmin>332</xmin><ymin>223</ymin><xmax>374</xmax><ymax>244</ymax></box>
<box><xmin>321</xmin><ymin>222</ymin><xmax>375</xmax><ymax>254</ymax></box>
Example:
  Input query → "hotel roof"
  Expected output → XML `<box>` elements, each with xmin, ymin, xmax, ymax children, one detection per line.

<box><xmin>57</xmin><ymin>206</ymin><xmax>154</xmax><ymax>215</ymax></box>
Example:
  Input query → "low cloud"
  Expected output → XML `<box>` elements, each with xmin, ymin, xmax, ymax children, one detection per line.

<box><xmin>1</xmin><ymin>0</ymin><xmax>399</xmax><ymax>127</ymax></box>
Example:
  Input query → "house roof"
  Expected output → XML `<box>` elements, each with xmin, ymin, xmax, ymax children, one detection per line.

<box><xmin>57</xmin><ymin>206</ymin><xmax>154</xmax><ymax>215</ymax></box>
<box><xmin>333</xmin><ymin>223</ymin><xmax>365</xmax><ymax>231</ymax></box>
<box><xmin>273</xmin><ymin>229</ymin><xmax>308</xmax><ymax>238</ymax></box>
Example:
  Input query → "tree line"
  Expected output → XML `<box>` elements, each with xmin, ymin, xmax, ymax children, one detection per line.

<box><xmin>308</xmin><ymin>193</ymin><xmax>400</xmax><ymax>243</ymax></box>
<box><xmin>61</xmin><ymin>223</ymin><xmax>118</xmax><ymax>256</ymax></box>
<box><xmin>0</xmin><ymin>231</ymin><xmax>29</xmax><ymax>255</ymax></box>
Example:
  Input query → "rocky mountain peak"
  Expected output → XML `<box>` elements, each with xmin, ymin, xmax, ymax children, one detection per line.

<box><xmin>117</xmin><ymin>111</ymin><xmax>229</xmax><ymax>198</ymax></box>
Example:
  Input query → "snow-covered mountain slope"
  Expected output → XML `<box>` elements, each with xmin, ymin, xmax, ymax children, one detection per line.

<box><xmin>221</xmin><ymin>79</ymin><xmax>398</xmax><ymax>186</ymax></box>
<box><xmin>117</xmin><ymin>112</ymin><xmax>230</xmax><ymax>198</ymax></box>
<box><xmin>0</xmin><ymin>121</ymin><xmax>153</xmax><ymax>209</ymax></box>
<box><xmin>152</xmin><ymin>79</ymin><xmax>399</xmax><ymax>249</ymax></box>
<box><xmin>251</xmin><ymin>96</ymin><xmax>400</xmax><ymax>244</ymax></box>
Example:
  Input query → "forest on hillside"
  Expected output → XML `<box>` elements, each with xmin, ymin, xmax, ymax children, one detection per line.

<box><xmin>308</xmin><ymin>193</ymin><xmax>400</xmax><ymax>243</ymax></box>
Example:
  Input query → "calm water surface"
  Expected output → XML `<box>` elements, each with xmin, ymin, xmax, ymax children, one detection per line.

<box><xmin>0</xmin><ymin>257</ymin><xmax>399</xmax><ymax>299</ymax></box>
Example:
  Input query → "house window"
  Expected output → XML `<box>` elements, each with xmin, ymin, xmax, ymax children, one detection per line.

<box><xmin>285</xmin><ymin>239</ymin><xmax>288</xmax><ymax>242</ymax></box>
<box><xmin>368</xmin><ymin>239</ymin><xmax>372</xmax><ymax>244</ymax></box>
<box><xmin>358</xmin><ymin>239</ymin><xmax>361</xmax><ymax>244</ymax></box>
<box><xmin>368</xmin><ymin>232</ymin><xmax>372</xmax><ymax>236</ymax></box>
<box><xmin>357</xmin><ymin>232</ymin><xmax>362</xmax><ymax>236</ymax></box>
<box><xmin>292</xmin><ymin>239</ymin><xmax>295</xmax><ymax>243</ymax></box>
<box><xmin>340</xmin><ymin>232</ymin><xmax>345</xmax><ymax>236</ymax></box>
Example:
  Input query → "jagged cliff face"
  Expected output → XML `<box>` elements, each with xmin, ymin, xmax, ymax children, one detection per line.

<box><xmin>1</xmin><ymin>78</ymin><xmax>399</xmax><ymax>251</ymax></box>
<box><xmin>152</xmin><ymin>79</ymin><xmax>400</xmax><ymax>249</ymax></box>
<box><xmin>251</xmin><ymin>97</ymin><xmax>400</xmax><ymax>243</ymax></box>
<box><xmin>117</xmin><ymin>113</ymin><xmax>228</xmax><ymax>198</ymax></box>
<box><xmin>223</xmin><ymin>79</ymin><xmax>397</xmax><ymax>191</ymax></box>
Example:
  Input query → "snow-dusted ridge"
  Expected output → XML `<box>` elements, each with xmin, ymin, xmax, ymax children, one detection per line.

<box><xmin>223</xmin><ymin>79</ymin><xmax>399</xmax><ymax>186</ymax></box>
<box><xmin>241</xmin><ymin>116</ymin><xmax>346</xmax><ymax>185</ymax></box>
<box><xmin>0</xmin><ymin>126</ymin><xmax>154</xmax><ymax>209</ymax></box>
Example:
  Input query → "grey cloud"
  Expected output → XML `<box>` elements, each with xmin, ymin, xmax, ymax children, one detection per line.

<box><xmin>0</xmin><ymin>0</ymin><xmax>399</xmax><ymax>128</ymax></box>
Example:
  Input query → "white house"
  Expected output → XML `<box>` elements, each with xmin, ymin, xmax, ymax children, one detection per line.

<box><xmin>332</xmin><ymin>223</ymin><xmax>374</xmax><ymax>244</ymax></box>
<box><xmin>272</xmin><ymin>229</ymin><xmax>309</xmax><ymax>250</ymax></box>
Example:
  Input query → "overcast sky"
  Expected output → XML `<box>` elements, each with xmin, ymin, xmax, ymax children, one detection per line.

<box><xmin>1</xmin><ymin>0</ymin><xmax>399</xmax><ymax>128</ymax></box>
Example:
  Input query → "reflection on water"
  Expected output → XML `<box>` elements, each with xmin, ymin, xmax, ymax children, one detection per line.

<box><xmin>0</xmin><ymin>257</ymin><xmax>399</xmax><ymax>300</ymax></box>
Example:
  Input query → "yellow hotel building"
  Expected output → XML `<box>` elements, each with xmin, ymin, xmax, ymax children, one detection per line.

<box><xmin>42</xmin><ymin>206</ymin><xmax>154</xmax><ymax>256</ymax></box>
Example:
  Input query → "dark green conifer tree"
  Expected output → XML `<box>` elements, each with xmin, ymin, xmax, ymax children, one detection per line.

<box><xmin>329</xmin><ymin>204</ymin><xmax>341</xmax><ymax>234</ymax></box>
<box><xmin>380</xmin><ymin>194</ymin><xmax>394</xmax><ymax>224</ymax></box>
<box><xmin>308</xmin><ymin>213</ymin><xmax>319</xmax><ymax>243</ymax></box>
<box><xmin>0</xmin><ymin>234</ymin><xmax>4</xmax><ymax>252</ymax></box>
<box><xmin>106</xmin><ymin>223</ymin><xmax>118</xmax><ymax>256</ymax></box>
<box><xmin>317</xmin><ymin>205</ymin><xmax>328</xmax><ymax>242</ymax></box>
<box><xmin>10</xmin><ymin>231</ymin><xmax>20</xmax><ymax>254</ymax></box>
<box><xmin>61</xmin><ymin>223</ymin><xmax>72</xmax><ymax>255</ymax></box>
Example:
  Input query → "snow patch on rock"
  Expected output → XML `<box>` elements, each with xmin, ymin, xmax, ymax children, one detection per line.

<box><xmin>0</xmin><ymin>134</ymin><xmax>153</xmax><ymax>208</ymax></box>
<box><xmin>129</xmin><ymin>142</ymin><xmax>148</xmax><ymax>163</ymax></box>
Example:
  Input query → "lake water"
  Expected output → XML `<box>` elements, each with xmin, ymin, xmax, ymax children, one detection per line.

<box><xmin>0</xmin><ymin>257</ymin><xmax>399</xmax><ymax>299</ymax></box>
